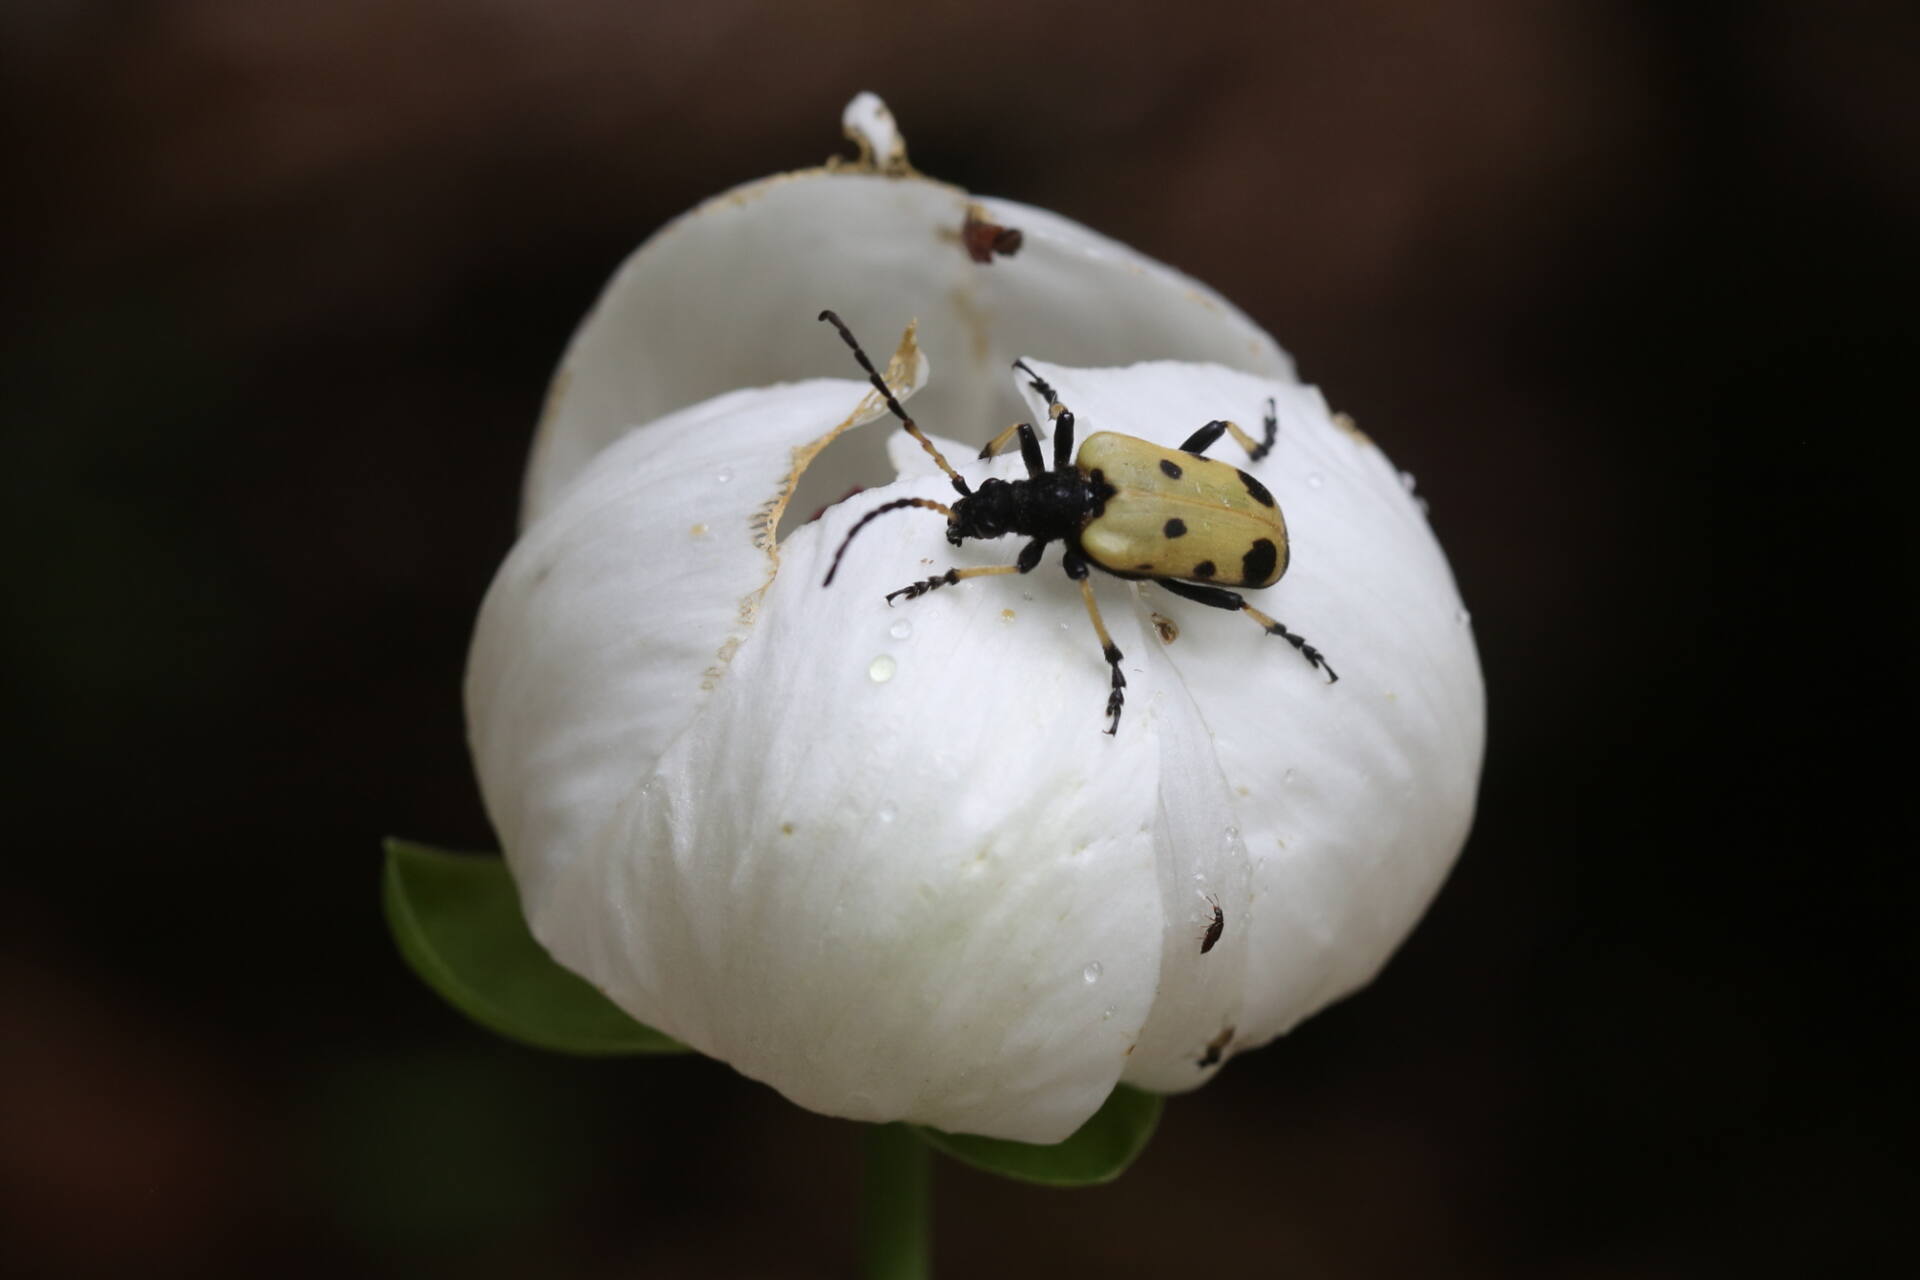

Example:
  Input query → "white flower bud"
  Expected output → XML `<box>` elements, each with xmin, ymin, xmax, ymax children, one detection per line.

<box><xmin>466</xmin><ymin>97</ymin><xmax>1484</xmax><ymax>1142</ymax></box>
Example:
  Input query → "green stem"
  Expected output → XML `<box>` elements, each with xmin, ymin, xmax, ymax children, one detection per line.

<box><xmin>860</xmin><ymin>1123</ymin><xmax>932</xmax><ymax>1279</ymax></box>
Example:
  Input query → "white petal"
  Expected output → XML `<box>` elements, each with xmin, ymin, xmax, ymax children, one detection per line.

<box><xmin>473</xmin><ymin>108</ymin><xmax>1483</xmax><ymax>1141</ymax></box>
<box><xmin>467</xmin><ymin>353</ymin><xmax>924</xmax><ymax>924</ymax></box>
<box><xmin>1011</xmin><ymin>359</ymin><xmax>1486</xmax><ymax>1052</ymax></box>
<box><xmin>1118</xmin><ymin>650</ymin><xmax>1256</xmax><ymax>1090</ymax></box>
<box><xmin>523</xmin><ymin>171</ymin><xmax>1291</xmax><ymax>526</ymax></box>
<box><xmin>541</xmin><ymin>462</ymin><xmax>1174</xmax><ymax>1141</ymax></box>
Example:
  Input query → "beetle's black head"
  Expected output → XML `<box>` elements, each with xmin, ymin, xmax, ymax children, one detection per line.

<box><xmin>949</xmin><ymin>477</ymin><xmax>1017</xmax><ymax>544</ymax></box>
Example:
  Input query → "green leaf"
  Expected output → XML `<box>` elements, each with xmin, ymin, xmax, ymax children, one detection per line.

<box><xmin>911</xmin><ymin>1084</ymin><xmax>1162</xmax><ymax>1186</ymax></box>
<box><xmin>382</xmin><ymin>838</ymin><xmax>686</xmax><ymax>1056</ymax></box>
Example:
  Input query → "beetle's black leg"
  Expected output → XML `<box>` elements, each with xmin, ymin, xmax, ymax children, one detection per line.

<box><xmin>1063</xmin><ymin>549</ymin><xmax>1126</xmax><ymax>734</ymax></box>
<box><xmin>886</xmin><ymin>538</ymin><xmax>1048</xmax><ymax>603</ymax></box>
<box><xmin>1156</xmin><ymin>578</ymin><xmax>1338</xmax><ymax>682</ymax></box>
<box><xmin>979</xmin><ymin>422</ymin><xmax>1048</xmax><ymax>478</ymax></box>
<box><xmin>1012</xmin><ymin>358</ymin><xmax>1062</xmax><ymax>413</ymax></box>
<box><xmin>1178</xmin><ymin>420</ymin><xmax>1227</xmax><ymax>454</ymax></box>
<box><xmin>1013</xmin><ymin>358</ymin><xmax>1076</xmax><ymax>468</ymax></box>
<box><xmin>1253</xmin><ymin>397</ymin><xmax>1277</xmax><ymax>460</ymax></box>
<box><xmin>1179</xmin><ymin>404</ymin><xmax>1274</xmax><ymax>462</ymax></box>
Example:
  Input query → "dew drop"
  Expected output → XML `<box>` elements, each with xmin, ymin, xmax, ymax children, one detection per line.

<box><xmin>868</xmin><ymin>654</ymin><xmax>897</xmax><ymax>683</ymax></box>
<box><xmin>1306</xmin><ymin>472</ymin><xmax>1324</xmax><ymax>490</ymax></box>
<box><xmin>1283</xmin><ymin>768</ymin><xmax>1296</xmax><ymax>784</ymax></box>
<box><xmin>714</xmin><ymin>466</ymin><xmax>734</xmax><ymax>483</ymax></box>
<box><xmin>876</xmin><ymin>802</ymin><xmax>898</xmax><ymax>824</ymax></box>
<box><xmin>889</xmin><ymin>619</ymin><xmax>913</xmax><ymax>640</ymax></box>
<box><xmin>1455</xmin><ymin>608</ymin><xmax>1472</xmax><ymax>627</ymax></box>
<box><xmin>1101</xmin><ymin>1006</ymin><xmax>1115</xmax><ymax>1021</ymax></box>
<box><xmin>1082</xmin><ymin>961</ymin><xmax>1104</xmax><ymax>985</ymax></box>
<box><xmin>1399</xmin><ymin>469</ymin><xmax>1418</xmax><ymax>492</ymax></box>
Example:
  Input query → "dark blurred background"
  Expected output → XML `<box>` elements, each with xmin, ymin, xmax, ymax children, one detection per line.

<box><xmin>3</xmin><ymin>2</ymin><xmax>1913</xmax><ymax>1276</ymax></box>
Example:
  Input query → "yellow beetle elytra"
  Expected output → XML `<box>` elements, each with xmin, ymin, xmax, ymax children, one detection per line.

<box><xmin>1074</xmin><ymin>431</ymin><xmax>1289</xmax><ymax>586</ymax></box>
<box><xmin>818</xmin><ymin>311</ymin><xmax>1336</xmax><ymax>734</ymax></box>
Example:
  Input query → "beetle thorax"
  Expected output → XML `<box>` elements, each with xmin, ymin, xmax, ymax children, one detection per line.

<box><xmin>950</xmin><ymin>470</ymin><xmax>1107</xmax><ymax>546</ymax></box>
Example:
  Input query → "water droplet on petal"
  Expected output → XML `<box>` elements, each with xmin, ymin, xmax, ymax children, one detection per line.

<box><xmin>876</xmin><ymin>803</ymin><xmax>897</xmax><ymax>824</ymax></box>
<box><xmin>1306</xmin><ymin>472</ymin><xmax>1324</xmax><ymax>490</ymax></box>
<box><xmin>1082</xmin><ymin>961</ymin><xmax>1104</xmax><ymax>984</ymax></box>
<box><xmin>1101</xmin><ymin>1006</ymin><xmax>1115</xmax><ymax>1021</ymax></box>
<box><xmin>868</xmin><ymin>654</ymin><xmax>896</xmax><ymax>683</ymax></box>
<box><xmin>1455</xmin><ymin>608</ymin><xmax>1472</xmax><ymax>627</ymax></box>
<box><xmin>715</xmin><ymin>466</ymin><xmax>734</xmax><ymax>484</ymax></box>
<box><xmin>889</xmin><ymin>619</ymin><xmax>913</xmax><ymax>640</ymax></box>
<box><xmin>1400</xmin><ymin>470</ymin><xmax>1418</xmax><ymax>492</ymax></box>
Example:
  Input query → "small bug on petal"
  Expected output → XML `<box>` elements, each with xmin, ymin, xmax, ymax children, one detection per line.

<box><xmin>1197</xmin><ymin>1025</ymin><xmax>1235</xmax><ymax>1069</ymax></box>
<box><xmin>961</xmin><ymin>207</ymin><xmax>1024</xmax><ymax>263</ymax></box>
<box><xmin>818</xmin><ymin>311</ymin><xmax>1337</xmax><ymax>733</ymax></box>
<box><xmin>1200</xmin><ymin>896</ymin><xmax>1225</xmax><ymax>954</ymax></box>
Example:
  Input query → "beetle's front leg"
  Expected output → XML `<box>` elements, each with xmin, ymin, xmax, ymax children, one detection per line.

<box><xmin>885</xmin><ymin>538</ymin><xmax>1048</xmax><ymax>603</ymax></box>
<box><xmin>1062</xmin><ymin>549</ymin><xmax>1126</xmax><ymax>734</ymax></box>
<box><xmin>1013</xmin><ymin>359</ymin><xmax>1077</xmax><ymax>468</ymax></box>
<box><xmin>976</xmin><ymin>421</ymin><xmax>1048</xmax><ymax>478</ymax></box>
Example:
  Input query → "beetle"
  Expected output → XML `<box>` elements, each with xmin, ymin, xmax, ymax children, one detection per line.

<box><xmin>817</xmin><ymin>310</ymin><xmax>1336</xmax><ymax>733</ymax></box>
<box><xmin>960</xmin><ymin>207</ymin><xmax>1024</xmax><ymax>263</ymax></box>
<box><xmin>1200</xmin><ymin>896</ymin><xmax>1225</xmax><ymax>954</ymax></box>
<box><xmin>1197</xmin><ymin>1024</ymin><xmax>1236</xmax><ymax>1070</ymax></box>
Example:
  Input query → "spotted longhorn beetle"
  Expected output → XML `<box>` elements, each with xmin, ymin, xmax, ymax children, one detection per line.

<box><xmin>818</xmin><ymin>310</ymin><xmax>1336</xmax><ymax>733</ymax></box>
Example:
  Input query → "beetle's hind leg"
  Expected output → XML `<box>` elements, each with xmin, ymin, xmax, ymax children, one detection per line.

<box><xmin>1155</xmin><ymin>578</ymin><xmax>1338</xmax><ymax>682</ymax></box>
<box><xmin>1179</xmin><ymin>399</ymin><xmax>1277</xmax><ymax>462</ymax></box>
<box><xmin>886</xmin><ymin>537</ymin><xmax>1048</xmax><ymax>603</ymax></box>
<box><xmin>1062</xmin><ymin>550</ymin><xmax>1127</xmax><ymax>734</ymax></box>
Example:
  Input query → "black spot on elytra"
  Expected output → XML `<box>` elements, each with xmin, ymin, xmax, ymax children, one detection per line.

<box><xmin>1163</xmin><ymin>517</ymin><xmax>1188</xmax><ymax>538</ymax></box>
<box><xmin>1240</xmin><ymin>470</ymin><xmax>1275</xmax><ymax>507</ymax></box>
<box><xmin>1159</xmin><ymin>458</ymin><xmax>1183</xmax><ymax>479</ymax></box>
<box><xmin>1241</xmin><ymin>538</ymin><xmax>1278</xmax><ymax>583</ymax></box>
<box><xmin>1193</xmin><ymin>560</ymin><xmax>1217</xmax><ymax>579</ymax></box>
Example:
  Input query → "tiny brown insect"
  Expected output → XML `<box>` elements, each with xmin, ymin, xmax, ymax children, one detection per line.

<box><xmin>1197</xmin><ymin>1025</ymin><xmax>1235</xmax><ymax>1069</ymax></box>
<box><xmin>961</xmin><ymin>209</ymin><xmax>1024</xmax><ymax>263</ymax></box>
<box><xmin>1199</xmin><ymin>896</ymin><xmax>1224</xmax><ymax>954</ymax></box>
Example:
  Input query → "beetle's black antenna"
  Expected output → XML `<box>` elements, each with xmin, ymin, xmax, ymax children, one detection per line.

<box><xmin>818</xmin><ymin>310</ymin><xmax>972</xmax><ymax>498</ymax></box>
<box><xmin>822</xmin><ymin>496</ymin><xmax>956</xmax><ymax>587</ymax></box>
